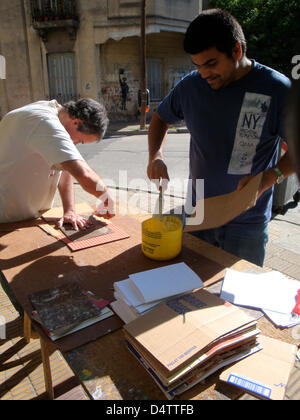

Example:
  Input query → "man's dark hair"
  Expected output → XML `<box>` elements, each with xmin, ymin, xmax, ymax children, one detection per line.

<box><xmin>184</xmin><ymin>9</ymin><xmax>247</xmax><ymax>58</ymax></box>
<box><xmin>63</xmin><ymin>98</ymin><xmax>109</xmax><ymax>141</ymax></box>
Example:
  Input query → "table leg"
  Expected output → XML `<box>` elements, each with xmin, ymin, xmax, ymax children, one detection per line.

<box><xmin>40</xmin><ymin>337</ymin><xmax>54</xmax><ymax>400</ymax></box>
<box><xmin>24</xmin><ymin>312</ymin><xmax>32</xmax><ymax>344</ymax></box>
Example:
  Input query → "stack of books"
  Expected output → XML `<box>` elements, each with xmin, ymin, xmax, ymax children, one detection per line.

<box><xmin>124</xmin><ymin>288</ymin><xmax>262</xmax><ymax>399</ymax></box>
<box><xmin>111</xmin><ymin>262</ymin><xmax>204</xmax><ymax>324</ymax></box>
<box><xmin>29</xmin><ymin>282</ymin><xmax>114</xmax><ymax>341</ymax></box>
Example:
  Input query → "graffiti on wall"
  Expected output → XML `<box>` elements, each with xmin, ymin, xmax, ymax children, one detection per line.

<box><xmin>101</xmin><ymin>64</ymin><xmax>139</xmax><ymax>118</ymax></box>
<box><xmin>119</xmin><ymin>68</ymin><xmax>129</xmax><ymax>110</ymax></box>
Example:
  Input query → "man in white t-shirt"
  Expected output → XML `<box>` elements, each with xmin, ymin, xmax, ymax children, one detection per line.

<box><xmin>0</xmin><ymin>98</ymin><xmax>114</xmax><ymax>229</ymax></box>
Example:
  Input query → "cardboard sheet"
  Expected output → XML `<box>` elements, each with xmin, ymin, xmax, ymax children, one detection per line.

<box><xmin>185</xmin><ymin>172</ymin><xmax>263</xmax><ymax>232</ymax></box>
<box><xmin>40</xmin><ymin>203</ymin><xmax>130</xmax><ymax>251</ymax></box>
<box><xmin>220</xmin><ymin>335</ymin><xmax>297</xmax><ymax>400</ymax></box>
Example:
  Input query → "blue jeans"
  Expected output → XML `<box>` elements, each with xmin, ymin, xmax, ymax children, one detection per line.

<box><xmin>189</xmin><ymin>223</ymin><xmax>269</xmax><ymax>267</ymax></box>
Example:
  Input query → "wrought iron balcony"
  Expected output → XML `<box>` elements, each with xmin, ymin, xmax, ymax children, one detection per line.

<box><xmin>30</xmin><ymin>0</ymin><xmax>79</xmax><ymax>41</ymax></box>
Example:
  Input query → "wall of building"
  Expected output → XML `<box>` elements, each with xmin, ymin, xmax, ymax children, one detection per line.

<box><xmin>99</xmin><ymin>31</ymin><xmax>193</xmax><ymax>121</ymax></box>
<box><xmin>0</xmin><ymin>0</ymin><xmax>32</xmax><ymax>117</ymax></box>
<box><xmin>0</xmin><ymin>0</ymin><xmax>201</xmax><ymax>120</ymax></box>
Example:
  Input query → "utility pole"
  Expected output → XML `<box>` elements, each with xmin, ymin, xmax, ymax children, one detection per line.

<box><xmin>140</xmin><ymin>0</ymin><xmax>147</xmax><ymax>130</ymax></box>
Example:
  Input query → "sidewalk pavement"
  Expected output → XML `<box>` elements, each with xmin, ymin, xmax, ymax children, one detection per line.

<box><xmin>104</xmin><ymin>121</ymin><xmax>189</xmax><ymax>139</ymax></box>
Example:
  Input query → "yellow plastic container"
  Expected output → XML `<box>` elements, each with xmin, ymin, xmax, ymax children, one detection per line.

<box><xmin>141</xmin><ymin>216</ymin><xmax>183</xmax><ymax>261</ymax></box>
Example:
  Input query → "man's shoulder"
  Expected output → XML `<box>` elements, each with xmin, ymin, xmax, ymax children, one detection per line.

<box><xmin>5</xmin><ymin>100</ymin><xmax>58</xmax><ymax>122</ymax></box>
<box><xmin>253</xmin><ymin>61</ymin><xmax>291</xmax><ymax>89</ymax></box>
<box><xmin>174</xmin><ymin>70</ymin><xmax>201</xmax><ymax>88</ymax></box>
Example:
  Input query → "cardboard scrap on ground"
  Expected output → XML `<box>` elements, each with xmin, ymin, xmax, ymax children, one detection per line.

<box><xmin>185</xmin><ymin>172</ymin><xmax>263</xmax><ymax>231</ymax></box>
<box><xmin>220</xmin><ymin>335</ymin><xmax>297</xmax><ymax>400</ymax></box>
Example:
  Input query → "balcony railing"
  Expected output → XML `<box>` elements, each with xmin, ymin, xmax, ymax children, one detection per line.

<box><xmin>30</xmin><ymin>0</ymin><xmax>79</xmax><ymax>41</ymax></box>
<box><xmin>30</xmin><ymin>0</ymin><xmax>78</xmax><ymax>23</ymax></box>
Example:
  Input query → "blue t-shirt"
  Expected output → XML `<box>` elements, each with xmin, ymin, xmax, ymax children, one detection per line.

<box><xmin>157</xmin><ymin>60</ymin><xmax>291</xmax><ymax>225</ymax></box>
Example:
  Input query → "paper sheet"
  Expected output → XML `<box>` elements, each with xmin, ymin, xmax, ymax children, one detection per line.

<box><xmin>114</xmin><ymin>278</ymin><xmax>162</xmax><ymax>308</ymax></box>
<box><xmin>128</xmin><ymin>262</ymin><xmax>204</xmax><ymax>303</ymax></box>
<box><xmin>184</xmin><ymin>172</ymin><xmax>263</xmax><ymax>231</ymax></box>
<box><xmin>262</xmin><ymin>308</ymin><xmax>300</xmax><ymax>328</ymax></box>
<box><xmin>220</xmin><ymin>268</ymin><xmax>300</xmax><ymax>316</ymax></box>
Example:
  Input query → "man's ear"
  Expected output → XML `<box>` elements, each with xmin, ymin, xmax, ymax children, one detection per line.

<box><xmin>232</xmin><ymin>42</ymin><xmax>243</xmax><ymax>61</ymax></box>
<box><xmin>71</xmin><ymin>118</ymin><xmax>81</xmax><ymax>128</ymax></box>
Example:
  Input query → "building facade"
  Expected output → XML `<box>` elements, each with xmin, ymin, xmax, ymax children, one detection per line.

<box><xmin>0</xmin><ymin>0</ymin><xmax>203</xmax><ymax>121</ymax></box>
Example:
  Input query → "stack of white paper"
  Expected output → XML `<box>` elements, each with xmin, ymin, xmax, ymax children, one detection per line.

<box><xmin>111</xmin><ymin>262</ymin><xmax>204</xmax><ymax>324</ymax></box>
<box><xmin>220</xmin><ymin>269</ymin><xmax>300</xmax><ymax>327</ymax></box>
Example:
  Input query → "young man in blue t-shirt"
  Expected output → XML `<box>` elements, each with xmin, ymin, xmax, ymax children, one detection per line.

<box><xmin>147</xmin><ymin>9</ymin><xmax>294</xmax><ymax>266</ymax></box>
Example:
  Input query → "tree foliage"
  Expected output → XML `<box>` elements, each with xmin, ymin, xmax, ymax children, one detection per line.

<box><xmin>209</xmin><ymin>0</ymin><xmax>300</xmax><ymax>77</ymax></box>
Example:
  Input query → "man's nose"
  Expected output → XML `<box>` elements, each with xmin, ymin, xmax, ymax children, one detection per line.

<box><xmin>197</xmin><ymin>66</ymin><xmax>212</xmax><ymax>79</ymax></box>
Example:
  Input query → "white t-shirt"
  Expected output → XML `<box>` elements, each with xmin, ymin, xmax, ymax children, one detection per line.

<box><xmin>0</xmin><ymin>100</ymin><xmax>84</xmax><ymax>223</ymax></box>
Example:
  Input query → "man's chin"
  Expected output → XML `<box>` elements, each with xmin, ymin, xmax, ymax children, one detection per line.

<box><xmin>206</xmin><ymin>77</ymin><xmax>222</xmax><ymax>89</ymax></box>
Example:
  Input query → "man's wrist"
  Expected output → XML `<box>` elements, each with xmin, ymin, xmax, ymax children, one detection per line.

<box><xmin>149</xmin><ymin>151</ymin><xmax>163</xmax><ymax>163</ymax></box>
<box><xmin>272</xmin><ymin>167</ymin><xmax>285</xmax><ymax>184</ymax></box>
<box><xmin>63</xmin><ymin>208</ymin><xmax>76</xmax><ymax>215</ymax></box>
<box><xmin>261</xmin><ymin>169</ymin><xmax>278</xmax><ymax>192</ymax></box>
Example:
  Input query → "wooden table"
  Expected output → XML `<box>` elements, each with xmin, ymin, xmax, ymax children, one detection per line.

<box><xmin>0</xmin><ymin>212</ymin><xmax>298</xmax><ymax>400</ymax></box>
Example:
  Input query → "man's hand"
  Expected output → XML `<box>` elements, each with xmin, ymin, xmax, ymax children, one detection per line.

<box><xmin>95</xmin><ymin>188</ymin><xmax>116</xmax><ymax>219</ymax></box>
<box><xmin>57</xmin><ymin>210</ymin><xmax>93</xmax><ymax>231</ymax></box>
<box><xmin>147</xmin><ymin>158</ymin><xmax>170</xmax><ymax>191</ymax></box>
<box><xmin>237</xmin><ymin>152</ymin><xmax>295</xmax><ymax>199</ymax></box>
<box><xmin>236</xmin><ymin>170</ymin><xmax>278</xmax><ymax>199</ymax></box>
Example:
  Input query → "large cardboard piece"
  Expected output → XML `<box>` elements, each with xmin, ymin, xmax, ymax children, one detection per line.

<box><xmin>220</xmin><ymin>335</ymin><xmax>297</xmax><ymax>400</ymax></box>
<box><xmin>185</xmin><ymin>172</ymin><xmax>263</xmax><ymax>232</ymax></box>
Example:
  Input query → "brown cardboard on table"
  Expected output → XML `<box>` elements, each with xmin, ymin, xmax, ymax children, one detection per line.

<box><xmin>0</xmin><ymin>204</ymin><xmax>226</xmax><ymax>353</ymax></box>
<box><xmin>220</xmin><ymin>335</ymin><xmax>297</xmax><ymax>400</ymax></box>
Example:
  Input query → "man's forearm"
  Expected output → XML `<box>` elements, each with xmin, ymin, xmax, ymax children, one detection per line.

<box><xmin>60</xmin><ymin>160</ymin><xmax>115</xmax><ymax>218</ymax></box>
<box><xmin>148</xmin><ymin>111</ymin><xmax>169</xmax><ymax>162</ymax></box>
<box><xmin>58</xmin><ymin>171</ymin><xmax>75</xmax><ymax>213</ymax></box>
<box><xmin>61</xmin><ymin>160</ymin><xmax>107</xmax><ymax>199</ymax></box>
<box><xmin>261</xmin><ymin>151</ymin><xmax>295</xmax><ymax>194</ymax></box>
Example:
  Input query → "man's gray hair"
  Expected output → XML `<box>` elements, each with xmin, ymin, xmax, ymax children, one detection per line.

<box><xmin>63</xmin><ymin>98</ymin><xmax>109</xmax><ymax>141</ymax></box>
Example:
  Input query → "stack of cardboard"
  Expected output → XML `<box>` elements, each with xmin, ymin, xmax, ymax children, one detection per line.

<box><xmin>124</xmin><ymin>288</ymin><xmax>262</xmax><ymax>399</ymax></box>
<box><xmin>111</xmin><ymin>262</ymin><xmax>204</xmax><ymax>324</ymax></box>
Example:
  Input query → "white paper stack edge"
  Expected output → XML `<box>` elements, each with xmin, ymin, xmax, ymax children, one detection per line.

<box><xmin>111</xmin><ymin>262</ymin><xmax>204</xmax><ymax>324</ymax></box>
<box><xmin>220</xmin><ymin>268</ymin><xmax>300</xmax><ymax>328</ymax></box>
